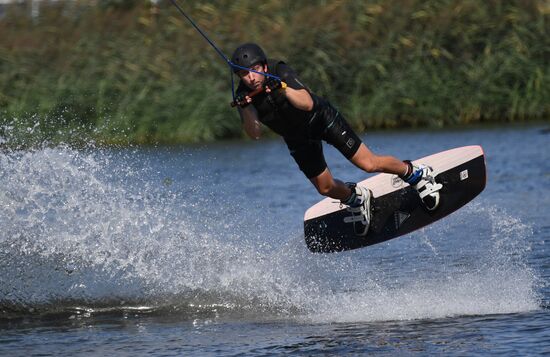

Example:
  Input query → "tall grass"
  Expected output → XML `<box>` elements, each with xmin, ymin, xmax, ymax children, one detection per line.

<box><xmin>0</xmin><ymin>0</ymin><xmax>548</xmax><ymax>144</ymax></box>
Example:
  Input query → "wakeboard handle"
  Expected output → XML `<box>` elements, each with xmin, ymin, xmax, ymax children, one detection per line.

<box><xmin>230</xmin><ymin>82</ymin><xmax>287</xmax><ymax>107</ymax></box>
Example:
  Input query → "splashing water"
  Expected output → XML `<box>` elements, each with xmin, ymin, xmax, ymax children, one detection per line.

<box><xmin>0</xmin><ymin>123</ymin><xmax>540</xmax><ymax>322</ymax></box>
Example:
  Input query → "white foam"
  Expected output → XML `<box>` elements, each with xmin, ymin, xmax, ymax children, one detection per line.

<box><xmin>0</xmin><ymin>124</ymin><xmax>541</xmax><ymax>321</ymax></box>
<box><xmin>304</xmin><ymin>268</ymin><xmax>539</xmax><ymax>323</ymax></box>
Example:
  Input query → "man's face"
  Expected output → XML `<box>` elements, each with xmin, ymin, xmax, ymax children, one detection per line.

<box><xmin>237</xmin><ymin>63</ymin><xmax>267</xmax><ymax>90</ymax></box>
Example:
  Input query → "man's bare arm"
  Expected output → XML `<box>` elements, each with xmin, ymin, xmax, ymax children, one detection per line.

<box><xmin>238</xmin><ymin>104</ymin><xmax>261</xmax><ymax>140</ymax></box>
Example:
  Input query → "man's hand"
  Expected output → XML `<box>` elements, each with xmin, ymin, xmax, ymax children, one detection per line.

<box><xmin>264</xmin><ymin>77</ymin><xmax>283</xmax><ymax>93</ymax></box>
<box><xmin>234</xmin><ymin>93</ymin><xmax>252</xmax><ymax>108</ymax></box>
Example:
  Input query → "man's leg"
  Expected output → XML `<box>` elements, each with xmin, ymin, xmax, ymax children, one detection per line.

<box><xmin>317</xmin><ymin>105</ymin><xmax>441</xmax><ymax>210</ymax></box>
<box><xmin>349</xmin><ymin>144</ymin><xmax>409</xmax><ymax>176</ymax></box>
<box><xmin>309</xmin><ymin>168</ymin><xmax>372</xmax><ymax>235</ymax></box>
<box><xmin>308</xmin><ymin>168</ymin><xmax>350</xmax><ymax>200</ymax></box>
<box><xmin>349</xmin><ymin>143</ymin><xmax>442</xmax><ymax>210</ymax></box>
<box><xmin>285</xmin><ymin>135</ymin><xmax>371</xmax><ymax>235</ymax></box>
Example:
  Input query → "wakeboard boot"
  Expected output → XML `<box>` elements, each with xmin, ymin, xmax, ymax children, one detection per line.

<box><xmin>402</xmin><ymin>160</ymin><xmax>443</xmax><ymax>211</ymax></box>
<box><xmin>342</xmin><ymin>183</ymin><xmax>372</xmax><ymax>236</ymax></box>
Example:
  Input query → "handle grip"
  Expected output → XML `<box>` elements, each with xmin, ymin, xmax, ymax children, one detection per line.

<box><xmin>230</xmin><ymin>82</ymin><xmax>287</xmax><ymax>107</ymax></box>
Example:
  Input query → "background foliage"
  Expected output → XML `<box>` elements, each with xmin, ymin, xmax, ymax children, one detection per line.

<box><xmin>1</xmin><ymin>0</ymin><xmax>549</xmax><ymax>144</ymax></box>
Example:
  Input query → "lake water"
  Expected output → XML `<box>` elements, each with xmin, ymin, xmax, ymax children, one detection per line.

<box><xmin>1</xmin><ymin>125</ymin><xmax>549</xmax><ymax>355</ymax></box>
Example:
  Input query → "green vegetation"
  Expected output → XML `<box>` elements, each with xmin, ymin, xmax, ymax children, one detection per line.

<box><xmin>1</xmin><ymin>0</ymin><xmax>549</xmax><ymax>144</ymax></box>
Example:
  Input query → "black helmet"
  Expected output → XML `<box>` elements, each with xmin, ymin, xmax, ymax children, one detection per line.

<box><xmin>231</xmin><ymin>43</ymin><xmax>267</xmax><ymax>72</ymax></box>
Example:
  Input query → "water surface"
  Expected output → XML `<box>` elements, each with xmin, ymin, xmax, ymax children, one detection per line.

<box><xmin>1</xmin><ymin>125</ymin><xmax>548</xmax><ymax>355</ymax></box>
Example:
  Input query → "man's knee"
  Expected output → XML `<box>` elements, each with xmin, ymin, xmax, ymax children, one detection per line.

<box><xmin>351</xmin><ymin>146</ymin><xmax>378</xmax><ymax>172</ymax></box>
<box><xmin>356</xmin><ymin>156</ymin><xmax>378</xmax><ymax>173</ymax></box>
<box><xmin>362</xmin><ymin>158</ymin><xmax>378</xmax><ymax>173</ymax></box>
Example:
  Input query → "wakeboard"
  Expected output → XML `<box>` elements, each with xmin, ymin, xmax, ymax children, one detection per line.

<box><xmin>304</xmin><ymin>146</ymin><xmax>486</xmax><ymax>253</ymax></box>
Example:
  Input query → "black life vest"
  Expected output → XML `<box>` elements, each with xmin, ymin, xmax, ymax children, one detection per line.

<box><xmin>237</xmin><ymin>59</ymin><xmax>329</xmax><ymax>139</ymax></box>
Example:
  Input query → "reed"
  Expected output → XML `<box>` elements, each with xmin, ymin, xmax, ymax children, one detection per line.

<box><xmin>0</xmin><ymin>0</ymin><xmax>548</xmax><ymax>144</ymax></box>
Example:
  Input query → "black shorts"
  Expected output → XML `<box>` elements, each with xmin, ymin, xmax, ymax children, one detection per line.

<box><xmin>284</xmin><ymin>106</ymin><xmax>362</xmax><ymax>179</ymax></box>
